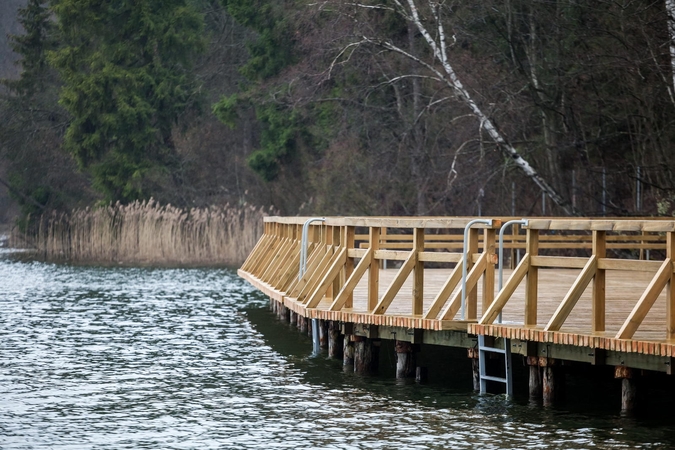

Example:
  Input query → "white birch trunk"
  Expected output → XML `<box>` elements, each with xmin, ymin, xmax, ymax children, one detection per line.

<box><xmin>666</xmin><ymin>0</ymin><xmax>675</xmax><ymax>97</ymax></box>
<box><xmin>390</xmin><ymin>0</ymin><xmax>576</xmax><ymax>215</ymax></box>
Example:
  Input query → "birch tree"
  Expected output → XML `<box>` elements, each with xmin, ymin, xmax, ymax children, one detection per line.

<box><xmin>323</xmin><ymin>0</ymin><xmax>579</xmax><ymax>215</ymax></box>
<box><xmin>667</xmin><ymin>0</ymin><xmax>675</xmax><ymax>101</ymax></box>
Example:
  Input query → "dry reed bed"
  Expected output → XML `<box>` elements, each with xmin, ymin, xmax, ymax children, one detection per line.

<box><xmin>14</xmin><ymin>200</ymin><xmax>270</xmax><ymax>267</ymax></box>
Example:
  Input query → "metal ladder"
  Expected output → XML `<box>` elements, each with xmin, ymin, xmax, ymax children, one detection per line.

<box><xmin>478</xmin><ymin>335</ymin><xmax>513</xmax><ymax>396</ymax></box>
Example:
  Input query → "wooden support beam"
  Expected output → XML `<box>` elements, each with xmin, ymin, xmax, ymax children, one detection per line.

<box><xmin>305</xmin><ymin>248</ymin><xmax>347</xmax><ymax>308</ymax></box>
<box><xmin>260</xmin><ymin>238</ymin><xmax>294</xmax><ymax>283</ymax></box>
<box><xmin>616</xmin><ymin>258</ymin><xmax>672</xmax><ymax>339</ymax></box>
<box><xmin>297</xmin><ymin>247</ymin><xmax>334</xmax><ymax>302</ymax></box>
<box><xmin>525</xmin><ymin>229</ymin><xmax>539</xmax><ymax>326</ymax></box>
<box><xmin>593</xmin><ymin>230</ymin><xmax>606</xmax><ymax>333</ymax></box>
<box><xmin>544</xmin><ymin>255</ymin><xmax>597</xmax><ymax>331</ymax></box>
<box><xmin>483</xmin><ymin>228</ymin><xmax>496</xmax><ymax>314</ymax></box>
<box><xmin>269</xmin><ymin>241</ymin><xmax>301</xmax><ymax>286</ymax></box>
<box><xmin>329</xmin><ymin>226</ymin><xmax>342</xmax><ymax>299</ymax></box>
<box><xmin>423</xmin><ymin>260</ymin><xmax>463</xmax><ymax>320</ymax></box>
<box><xmin>368</xmin><ymin>227</ymin><xmax>381</xmax><ymax>311</ymax></box>
<box><xmin>344</xmin><ymin>226</ymin><xmax>355</xmax><ymax>309</ymax></box>
<box><xmin>530</xmin><ymin>256</ymin><xmax>589</xmax><ymax>269</ymax></box>
<box><xmin>330</xmin><ymin>248</ymin><xmax>373</xmax><ymax>311</ymax></box>
<box><xmin>668</xmin><ymin>232</ymin><xmax>675</xmax><ymax>341</ymax></box>
<box><xmin>467</xmin><ymin>228</ymin><xmax>479</xmax><ymax>319</ymax></box>
<box><xmin>480</xmin><ymin>254</ymin><xmax>530</xmax><ymax>324</ymax></box>
<box><xmin>373</xmin><ymin>251</ymin><xmax>417</xmax><ymax>315</ymax></box>
<box><xmin>289</xmin><ymin>244</ymin><xmax>326</xmax><ymax>297</ymax></box>
<box><xmin>413</xmin><ymin>228</ymin><xmax>425</xmax><ymax>316</ymax></box>
<box><xmin>440</xmin><ymin>252</ymin><xmax>488</xmax><ymax>320</ymax></box>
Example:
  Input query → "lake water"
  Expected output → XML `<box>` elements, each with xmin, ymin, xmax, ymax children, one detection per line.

<box><xmin>1</xmin><ymin>251</ymin><xmax>674</xmax><ymax>449</ymax></box>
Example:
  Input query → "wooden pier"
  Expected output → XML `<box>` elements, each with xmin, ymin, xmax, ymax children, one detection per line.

<box><xmin>238</xmin><ymin>216</ymin><xmax>675</xmax><ymax>410</ymax></box>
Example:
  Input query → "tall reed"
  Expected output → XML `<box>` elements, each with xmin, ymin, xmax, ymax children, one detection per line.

<box><xmin>13</xmin><ymin>200</ymin><xmax>271</xmax><ymax>267</ymax></box>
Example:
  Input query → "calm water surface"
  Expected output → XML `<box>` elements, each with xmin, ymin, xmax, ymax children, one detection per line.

<box><xmin>1</xmin><ymin>251</ymin><xmax>674</xmax><ymax>449</ymax></box>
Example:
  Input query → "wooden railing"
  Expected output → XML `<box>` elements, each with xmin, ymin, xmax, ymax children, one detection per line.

<box><xmin>239</xmin><ymin>216</ymin><xmax>675</xmax><ymax>347</ymax></box>
<box><xmin>478</xmin><ymin>219</ymin><xmax>675</xmax><ymax>341</ymax></box>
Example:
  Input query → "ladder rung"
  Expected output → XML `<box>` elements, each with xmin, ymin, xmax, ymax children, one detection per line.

<box><xmin>479</xmin><ymin>346</ymin><xmax>507</xmax><ymax>355</ymax></box>
<box><xmin>481</xmin><ymin>375</ymin><xmax>508</xmax><ymax>383</ymax></box>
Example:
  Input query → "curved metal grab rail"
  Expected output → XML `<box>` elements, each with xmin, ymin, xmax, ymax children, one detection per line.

<box><xmin>497</xmin><ymin>219</ymin><xmax>529</xmax><ymax>324</ymax></box>
<box><xmin>461</xmin><ymin>219</ymin><xmax>493</xmax><ymax>320</ymax></box>
<box><xmin>299</xmin><ymin>217</ymin><xmax>326</xmax><ymax>280</ymax></box>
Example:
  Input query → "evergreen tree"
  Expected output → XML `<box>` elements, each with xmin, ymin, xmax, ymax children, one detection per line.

<box><xmin>0</xmin><ymin>0</ymin><xmax>81</xmax><ymax>224</ymax></box>
<box><xmin>214</xmin><ymin>0</ymin><xmax>305</xmax><ymax>183</ymax></box>
<box><xmin>49</xmin><ymin>0</ymin><xmax>206</xmax><ymax>202</ymax></box>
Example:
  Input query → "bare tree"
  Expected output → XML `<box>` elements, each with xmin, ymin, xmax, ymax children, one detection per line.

<box><xmin>323</xmin><ymin>0</ymin><xmax>578</xmax><ymax>215</ymax></box>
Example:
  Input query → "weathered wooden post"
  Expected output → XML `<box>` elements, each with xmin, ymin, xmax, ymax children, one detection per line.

<box><xmin>343</xmin><ymin>335</ymin><xmax>355</xmax><ymax>367</ymax></box>
<box><xmin>615</xmin><ymin>366</ymin><xmax>637</xmax><ymax>414</ymax></box>
<box><xmin>354</xmin><ymin>337</ymin><xmax>380</xmax><ymax>374</ymax></box>
<box><xmin>298</xmin><ymin>315</ymin><xmax>308</xmax><ymax>334</ymax></box>
<box><xmin>527</xmin><ymin>356</ymin><xmax>542</xmax><ymax>401</ymax></box>
<box><xmin>278</xmin><ymin>303</ymin><xmax>289</xmax><ymax>322</ymax></box>
<box><xmin>541</xmin><ymin>358</ymin><xmax>562</xmax><ymax>407</ymax></box>
<box><xmin>328</xmin><ymin>321</ymin><xmax>343</xmax><ymax>358</ymax></box>
<box><xmin>319</xmin><ymin>320</ymin><xmax>329</xmax><ymax>349</ymax></box>
<box><xmin>395</xmin><ymin>341</ymin><xmax>415</xmax><ymax>379</ymax></box>
<box><xmin>468</xmin><ymin>348</ymin><xmax>480</xmax><ymax>391</ymax></box>
<box><xmin>306</xmin><ymin>316</ymin><xmax>312</xmax><ymax>337</ymax></box>
<box><xmin>289</xmin><ymin>310</ymin><xmax>297</xmax><ymax>326</ymax></box>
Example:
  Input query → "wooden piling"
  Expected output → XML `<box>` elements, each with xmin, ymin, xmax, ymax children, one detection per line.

<box><xmin>278</xmin><ymin>303</ymin><xmax>289</xmax><ymax>322</ymax></box>
<box><xmin>541</xmin><ymin>357</ymin><xmax>561</xmax><ymax>407</ymax></box>
<box><xmin>328</xmin><ymin>321</ymin><xmax>343</xmax><ymax>358</ymax></box>
<box><xmin>468</xmin><ymin>348</ymin><xmax>480</xmax><ymax>391</ymax></box>
<box><xmin>343</xmin><ymin>335</ymin><xmax>355</xmax><ymax>367</ymax></box>
<box><xmin>319</xmin><ymin>320</ymin><xmax>329</xmax><ymax>349</ymax></box>
<box><xmin>289</xmin><ymin>310</ymin><xmax>297</xmax><ymax>326</ymax></box>
<box><xmin>354</xmin><ymin>337</ymin><xmax>380</xmax><ymax>374</ymax></box>
<box><xmin>615</xmin><ymin>366</ymin><xmax>637</xmax><ymax>413</ymax></box>
<box><xmin>527</xmin><ymin>356</ymin><xmax>542</xmax><ymax>401</ymax></box>
<box><xmin>395</xmin><ymin>341</ymin><xmax>415</xmax><ymax>379</ymax></box>
<box><xmin>299</xmin><ymin>315</ymin><xmax>308</xmax><ymax>334</ymax></box>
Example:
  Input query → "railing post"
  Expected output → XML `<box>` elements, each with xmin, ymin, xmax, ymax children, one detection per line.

<box><xmin>667</xmin><ymin>231</ymin><xmax>675</xmax><ymax>340</ymax></box>
<box><xmin>483</xmin><ymin>227</ymin><xmax>496</xmax><ymax>315</ymax></box>
<box><xmin>329</xmin><ymin>225</ymin><xmax>342</xmax><ymax>300</ymax></box>
<box><xmin>345</xmin><ymin>226</ymin><xmax>355</xmax><ymax>309</ymax></box>
<box><xmin>413</xmin><ymin>227</ymin><xmax>425</xmax><ymax>316</ymax></box>
<box><xmin>592</xmin><ymin>230</ymin><xmax>606</xmax><ymax>333</ymax></box>
<box><xmin>467</xmin><ymin>227</ymin><xmax>480</xmax><ymax>320</ymax></box>
<box><xmin>368</xmin><ymin>227</ymin><xmax>380</xmax><ymax>311</ymax></box>
<box><xmin>461</xmin><ymin>219</ymin><xmax>492</xmax><ymax>320</ymax></box>
<box><xmin>524</xmin><ymin>228</ymin><xmax>539</xmax><ymax>327</ymax></box>
<box><xmin>497</xmin><ymin>219</ymin><xmax>529</xmax><ymax>324</ymax></box>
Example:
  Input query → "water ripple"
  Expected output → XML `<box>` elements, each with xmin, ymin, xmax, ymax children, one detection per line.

<box><xmin>1</xmin><ymin>257</ymin><xmax>673</xmax><ymax>449</ymax></box>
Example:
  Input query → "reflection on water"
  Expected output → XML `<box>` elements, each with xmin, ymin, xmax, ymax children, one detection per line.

<box><xmin>0</xmin><ymin>254</ymin><xmax>673</xmax><ymax>449</ymax></box>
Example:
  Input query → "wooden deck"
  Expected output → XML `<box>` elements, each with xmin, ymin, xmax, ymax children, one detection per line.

<box><xmin>239</xmin><ymin>216</ymin><xmax>675</xmax><ymax>367</ymax></box>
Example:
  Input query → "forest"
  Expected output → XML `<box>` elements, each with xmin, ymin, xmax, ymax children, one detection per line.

<box><xmin>2</xmin><ymin>0</ymin><xmax>675</xmax><ymax>226</ymax></box>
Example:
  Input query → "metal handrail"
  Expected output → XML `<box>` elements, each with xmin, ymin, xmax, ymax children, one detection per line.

<box><xmin>497</xmin><ymin>219</ymin><xmax>529</xmax><ymax>323</ymax></box>
<box><xmin>461</xmin><ymin>219</ymin><xmax>493</xmax><ymax>320</ymax></box>
<box><xmin>299</xmin><ymin>217</ymin><xmax>326</xmax><ymax>280</ymax></box>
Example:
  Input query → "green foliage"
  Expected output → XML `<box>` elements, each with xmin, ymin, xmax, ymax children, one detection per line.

<box><xmin>216</xmin><ymin>0</ymin><xmax>303</xmax><ymax>182</ymax></box>
<box><xmin>221</xmin><ymin>0</ymin><xmax>295</xmax><ymax>81</ymax></box>
<box><xmin>247</xmin><ymin>103</ymin><xmax>303</xmax><ymax>181</ymax></box>
<box><xmin>49</xmin><ymin>0</ymin><xmax>206</xmax><ymax>203</ymax></box>
<box><xmin>3</xmin><ymin>0</ymin><xmax>55</xmax><ymax>97</ymax></box>
<box><xmin>212</xmin><ymin>93</ymin><xmax>242</xmax><ymax>128</ymax></box>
